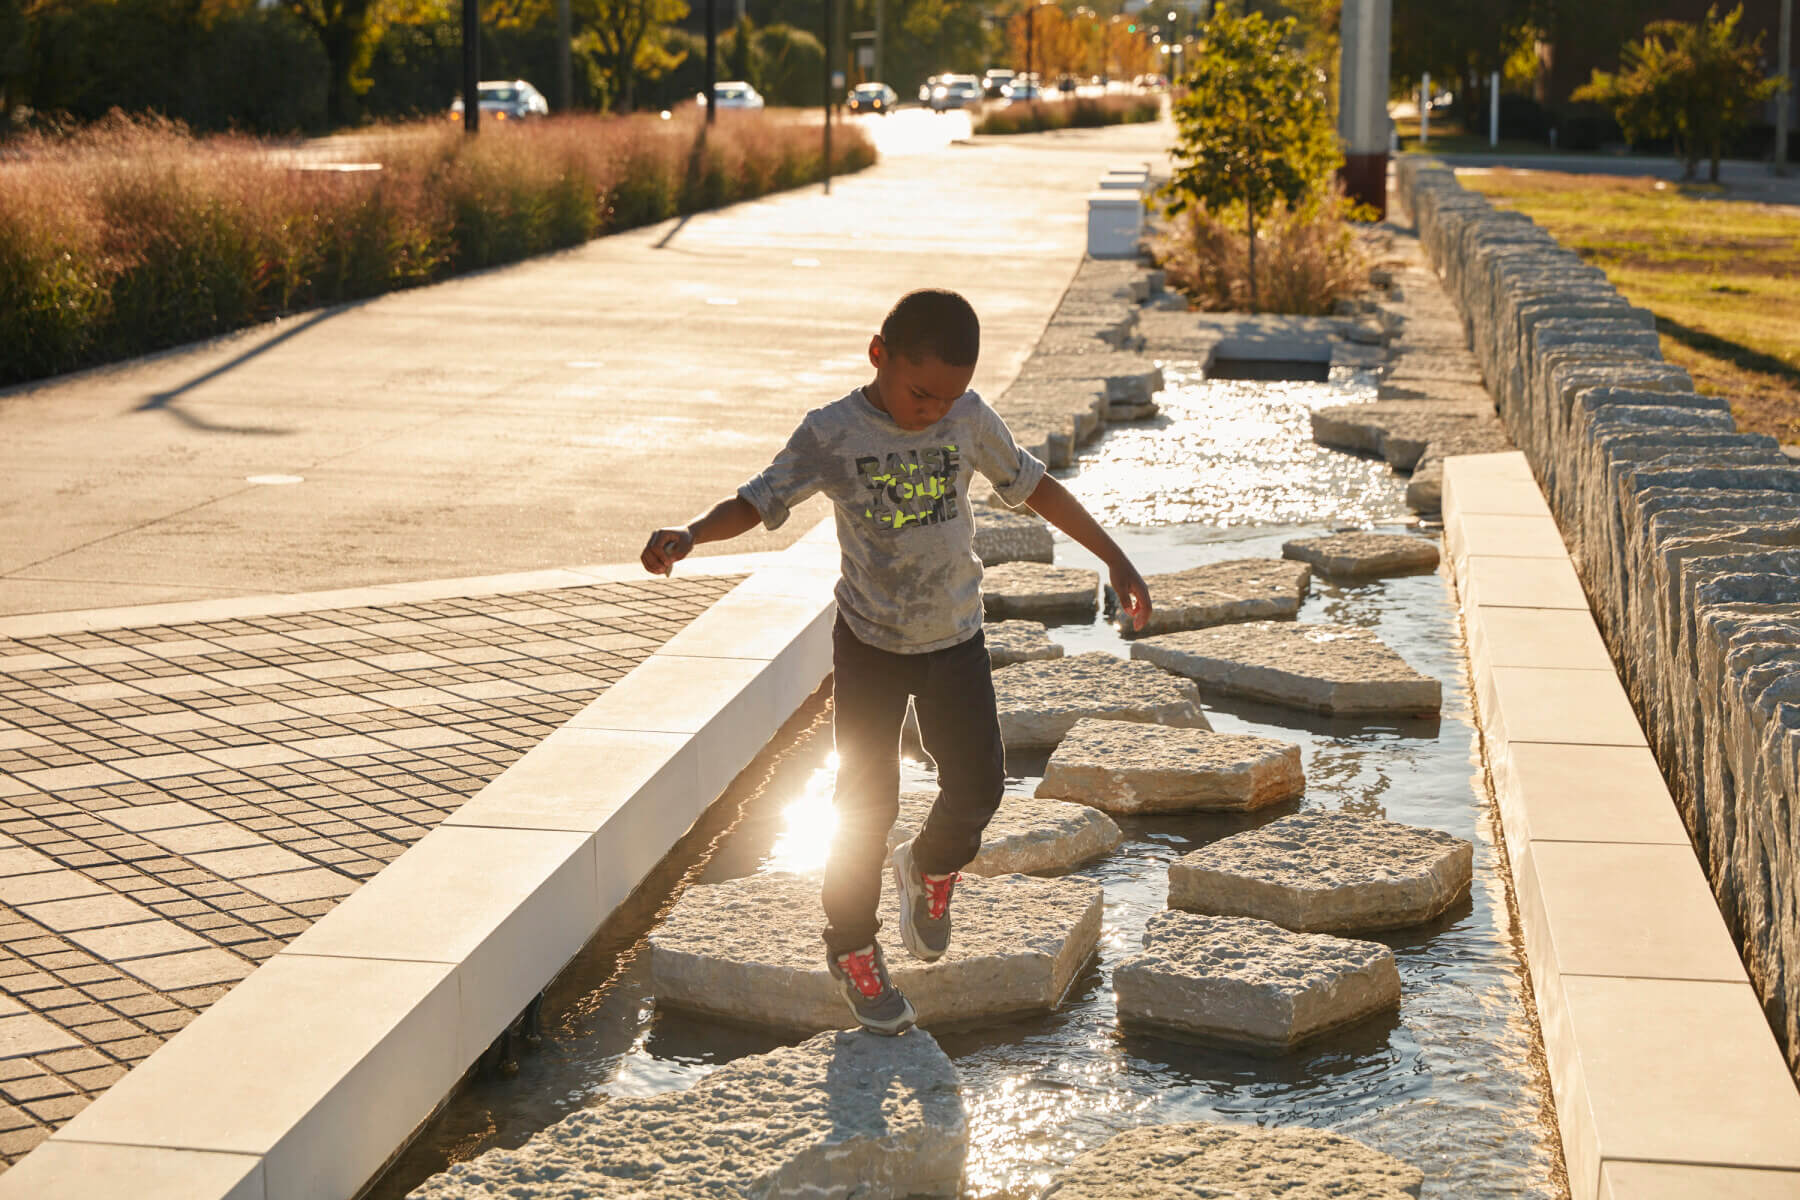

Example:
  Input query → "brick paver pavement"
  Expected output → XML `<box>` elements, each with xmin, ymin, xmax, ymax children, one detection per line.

<box><xmin>0</xmin><ymin>572</ymin><xmax>741</xmax><ymax>1163</ymax></box>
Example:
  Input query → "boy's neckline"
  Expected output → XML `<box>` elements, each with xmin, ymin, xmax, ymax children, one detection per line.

<box><xmin>852</xmin><ymin>384</ymin><xmax>968</xmax><ymax>433</ymax></box>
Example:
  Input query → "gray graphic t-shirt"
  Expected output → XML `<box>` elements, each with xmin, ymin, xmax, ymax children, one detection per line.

<box><xmin>739</xmin><ymin>387</ymin><xmax>1047</xmax><ymax>654</ymax></box>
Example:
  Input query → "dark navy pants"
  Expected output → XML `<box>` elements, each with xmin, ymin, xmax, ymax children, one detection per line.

<box><xmin>820</xmin><ymin>615</ymin><xmax>1007</xmax><ymax>954</ymax></box>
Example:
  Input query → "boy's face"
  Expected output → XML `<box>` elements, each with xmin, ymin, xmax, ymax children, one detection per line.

<box><xmin>868</xmin><ymin>336</ymin><xmax>976</xmax><ymax>432</ymax></box>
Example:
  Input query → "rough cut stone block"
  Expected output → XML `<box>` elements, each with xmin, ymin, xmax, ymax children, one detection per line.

<box><xmin>1034</xmin><ymin>718</ymin><xmax>1302</xmax><ymax>813</ymax></box>
<box><xmin>1114</xmin><ymin>911</ymin><xmax>1401</xmax><ymax>1050</ymax></box>
<box><xmin>1041</xmin><ymin>1121</ymin><xmax>1422</xmax><ymax>1199</ymax></box>
<box><xmin>885</xmin><ymin>790</ymin><xmax>1122</xmax><ymax>875</ymax></box>
<box><xmin>412</xmin><ymin>1028</ymin><xmax>967</xmax><ymax>1199</ymax></box>
<box><xmin>982</xmin><ymin>562</ymin><xmax>1099</xmax><ymax>621</ymax></box>
<box><xmin>1281</xmin><ymin>532</ymin><xmax>1441</xmax><ymax>580</ymax></box>
<box><xmin>1132</xmin><ymin>622</ymin><xmax>1441</xmax><ymax>715</ymax></box>
<box><xmin>650</xmin><ymin>872</ymin><xmax>1103</xmax><ymax>1033</ymax></box>
<box><xmin>986</xmin><ymin>620</ymin><xmax>1064</xmax><ymax>668</ymax></box>
<box><xmin>992</xmin><ymin>652</ymin><xmax>1211</xmax><ymax>751</ymax></box>
<box><xmin>973</xmin><ymin>509</ymin><xmax>1054</xmax><ymax>566</ymax></box>
<box><xmin>1168</xmin><ymin>811</ymin><xmax>1472</xmax><ymax>933</ymax></box>
<box><xmin>1124</xmin><ymin>559</ymin><xmax>1312</xmax><ymax>637</ymax></box>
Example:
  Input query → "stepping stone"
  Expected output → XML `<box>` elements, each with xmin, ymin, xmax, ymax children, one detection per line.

<box><xmin>1118</xmin><ymin>559</ymin><xmax>1311</xmax><ymax>637</ymax></box>
<box><xmin>1035</xmin><ymin>718</ymin><xmax>1303</xmax><ymax>813</ymax></box>
<box><xmin>986</xmin><ymin>620</ymin><xmax>1064</xmax><ymax>668</ymax></box>
<box><xmin>885</xmin><ymin>790</ymin><xmax>1123</xmax><ymax>875</ymax></box>
<box><xmin>1114</xmin><ymin>911</ymin><xmax>1400</xmax><ymax>1051</ymax></box>
<box><xmin>412</xmin><ymin>1028</ymin><xmax>966</xmax><ymax>1199</ymax></box>
<box><xmin>993</xmin><ymin>652</ymin><xmax>1211</xmax><ymax>751</ymax></box>
<box><xmin>983</xmin><ymin>562</ymin><xmax>1099</xmax><ymax>620</ymax></box>
<box><xmin>650</xmin><ymin>872</ymin><xmax>1102</xmax><ymax>1033</ymax></box>
<box><xmin>1042</xmin><ymin>1121</ymin><xmax>1422</xmax><ymax>1199</ymax></box>
<box><xmin>973</xmin><ymin>508</ymin><xmax>1055</xmax><ymax>566</ymax></box>
<box><xmin>1168</xmin><ymin>811</ymin><xmax>1472</xmax><ymax>933</ymax></box>
<box><xmin>1281</xmin><ymin>531</ymin><xmax>1441</xmax><ymax>581</ymax></box>
<box><xmin>1131</xmin><ymin>621</ymin><xmax>1441</xmax><ymax>715</ymax></box>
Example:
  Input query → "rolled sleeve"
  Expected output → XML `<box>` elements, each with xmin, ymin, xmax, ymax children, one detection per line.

<box><xmin>972</xmin><ymin>402</ymin><xmax>1048</xmax><ymax>509</ymax></box>
<box><xmin>739</xmin><ymin>422</ymin><xmax>822</xmax><ymax>532</ymax></box>
<box><xmin>738</xmin><ymin>475</ymin><xmax>791</xmax><ymax>531</ymax></box>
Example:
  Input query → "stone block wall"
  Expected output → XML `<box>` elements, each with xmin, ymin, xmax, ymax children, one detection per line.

<box><xmin>1396</xmin><ymin>157</ymin><xmax>1800</xmax><ymax>1082</ymax></box>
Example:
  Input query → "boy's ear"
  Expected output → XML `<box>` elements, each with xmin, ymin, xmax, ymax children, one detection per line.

<box><xmin>868</xmin><ymin>334</ymin><xmax>884</xmax><ymax>370</ymax></box>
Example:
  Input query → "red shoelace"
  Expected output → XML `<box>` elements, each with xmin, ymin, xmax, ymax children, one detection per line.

<box><xmin>924</xmin><ymin>871</ymin><xmax>959</xmax><ymax>920</ymax></box>
<box><xmin>840</xmin><ymin>948</ymin><xmax>885</xmax><ymax>998</ymax></box>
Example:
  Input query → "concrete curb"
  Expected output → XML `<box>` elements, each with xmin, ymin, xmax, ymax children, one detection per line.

<box><xmin>0</xmin><ymin>525</ymin><xmax>839</xmax><ymax>1200</ymax></box>
<box><xmin>1445</xmin><ymin>452</ymin><xmax>1800</xmax><ymax>1200</ymax></box>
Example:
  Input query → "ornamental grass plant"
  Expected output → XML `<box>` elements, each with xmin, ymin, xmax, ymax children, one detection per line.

<box><xmin>973</xmin><ymin>94</ymin><xmax>1162</xmax><ymax>136</ymax></box>
<box><xmin>1155</xmin><ymin>187</ymin><xmax>1373</xmax><ymax>316</ymax></box>
<box><xmin>0</xmin><ymin>109</ymin><xmax>873</xmax><ymax>386</ymax></box>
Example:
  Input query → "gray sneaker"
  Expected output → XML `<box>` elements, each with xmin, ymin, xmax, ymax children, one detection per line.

<box><xmin>826</xmin><ymin>942</ymin><xmax>916</xmax><ymax>1035</ymax></box>
<box><xmin>892</xmin><ymin>838</ymin><xmax>958</xmax><ymax>963</ymax></box>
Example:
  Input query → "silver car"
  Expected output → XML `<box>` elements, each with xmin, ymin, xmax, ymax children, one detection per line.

<box><xmin>450</xmin><ymin>79</ymin><xmax>550</xmax><ymax>122</ymax></box>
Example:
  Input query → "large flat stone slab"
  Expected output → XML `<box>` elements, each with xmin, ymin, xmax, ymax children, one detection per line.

<box><xmin>1035</xmin><ymin>718</ymin><xmax>1303</xmax><ymax>813</ymax></box>
<box><xmin>411</xmin><ymin>1028</ymin><xmax>966</xmax><ymax>1199</ymax></box>
<box><xmin>986</xmin><ymin>620</ymin><xmax>1064</xmax><ymax>668</ymax></box>
<box><xmin>1168</xmin><ymin>811</ymin><xmax>1472</xmax><ymax>933</ymax></box>
<box><xmin>1132</xmin><ymin>621</ymin><xmax>1441</xmax><ymax>715</ymax></box>
<box><xmin>973</xmin><ymin>509</ymin><xmax>1055</xmax><ymax>566</ymax></box>
<box><xmin>650</xmin><ymin>872</ymin><xmax>1103</xmax><ymax>1032</ymax></box>
<box><xmin>1123</xmin><ymin>559</ymin><xmax>1312</xmax><ymax>637</ymax></box>
<box><xmin>992</xmin><ymin>652</ymin><xmax>1211</xmax><ymax>751</ymax></box>
<box><xmin>1041</xmin><ymin>1121</ymin><xmax>1422</xmax><ymax>1198</ymax></box>
<box><xmin>1281</xmin><ymin>532</ymin><xmax>1441</xmax><ymax>581</ymax></box>
<box><xmin>1114</xmin><ymin>911</ymin><xmax>1401</xmax><ymax>1051</ymax></box>
<box><xmin>982</xmin><ymin>562</ymin><xmax>1100</xmax><ymax>621</ymax></box>
<box><xmin>885</xmin><ymin>790</ymin><xmax>1122</xmax><ymax>875</ymax></box>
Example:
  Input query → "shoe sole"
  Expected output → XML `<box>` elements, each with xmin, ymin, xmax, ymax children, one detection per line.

<box><xmin>891</xmin><ymin>841</ymin><xmax>947</xmax><ymax>964</ymax></box>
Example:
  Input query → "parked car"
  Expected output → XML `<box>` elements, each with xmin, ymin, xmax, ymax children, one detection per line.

<box><xmin>847</xmin><ymin>82</ymin><xmax>899</xmax><ymax>115</ymax></box>
<box><xmin>697</xmin><ymin>81</ymin><xmax>765</xmax><ymax>110</ymax></box>
<box><xmin>449</xmin><ymin>79</ymin><xmax>549</xmax><ymax>122</ymax></box>
<box><xmin>930</xmin><ymin>74</ymin><xmax>983</xmax><ymax>111</ymax></box>
<box><xmin>982</xmin><ymin>68</ymin><xmax>1016</xmax><ymax>98</ymax></box>
<box><xmin>1001</xmin><ymin>80</ymin><xmax>1044</xmax><ymax>102</ymax></box>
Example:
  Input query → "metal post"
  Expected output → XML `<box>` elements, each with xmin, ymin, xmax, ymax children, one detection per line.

<box><xmin>823</xmin><ymin>0</ymin><xmax>833</xmax><ymax>193</ymax></box>
<box><xmin>1778</xmin><ymin>0</ymin><xmax>1793</xmax><ymax>175</ymax></box>
<box><xmin>1489</xmin><ymin>69</ymin><xmax>1499</xmax><ymax>147</ymax></box>
<box><xmin>1420</xmin><ymin>72</ymin><xmax>1429</xmax><ymax>145</ymax></box>
<box><xmin>556</xmin><ymin>0</ymin><xmax>572</xmax><ymax>111</ymax></box>
<box><xmin>1026</xmin><ymin>5</ymin><xmax>1034</xmax><ymax>101</ymax></box>
<box><xmin>874</xmin><ymin>0</ymin><xmax>883</xmax><ymax>85</ymax></box>
<box><xmin>462</xmin><ymin>0</ymin><xmax>480</xmax><ymax>133</ymax></box>
<box><xmin>704</xmin><ymin>0</ymin><xmax>717</xmax><ymax>124</ymax></box>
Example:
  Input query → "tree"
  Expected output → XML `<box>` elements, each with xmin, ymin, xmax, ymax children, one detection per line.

<box><xmin>1162</xmin><ymin>9</ymin><xmax>1338</xmax><ymax>312</ymax></box>
<box><xmin>283</xmin><ymin>0</ymin><xmax>390</xmax><ymax>125</ymax></box>
<box><xmin>576</xmin><ymin>0</ymin><xmax>687</xmax><ymax>110</ymax></box>
<box><xmin>1574</xmin><ymin>4</ymin><xmax>1782</xmax><ymax>181</ymax></box>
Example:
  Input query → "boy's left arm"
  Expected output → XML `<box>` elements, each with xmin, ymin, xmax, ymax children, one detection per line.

<box><xmin>1023</xmin><ymin>474</ymin><xmax>1152</xmax><ymax>631</ymax></box>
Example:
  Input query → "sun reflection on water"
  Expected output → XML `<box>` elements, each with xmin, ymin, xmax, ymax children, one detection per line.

<box><xmin>960</xmin><ymin>1064</ymin><xmax>1151</xmax><ymax>1199</ymax></box>
<box><xmin>763</xmin><ymin>753</ymin><xmax>840</xmax><ymax>875</ymax></box>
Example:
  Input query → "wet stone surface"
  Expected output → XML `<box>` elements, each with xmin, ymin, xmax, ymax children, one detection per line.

<box><xmin>410</xmin><ymin>1028</ymin><xmax>967</xmax><ymax>1199</ymax></box>
<box><xmin>1281</xmin><ymin>532</ymin><xmax>1441</xmax><ymax>581</ymax></box>
<box><xmin>985</xmin><ymin>620</ymin><xmax>1064</xmax><ymax>668</ymax></box>
<box><xmin>1041</xmin><ymin>1121</ymin><xmax>1423</xmax><ymax>1199</ymax></box>
<box><xmin>1114</xmin><ymin>911</ymin><xmax>1401</xmax><ymax>1052</ymax></box>
<box><xmin>982</xmin><ymin>562</ymin><xmax>1100</xmax><ymax>621</ymax></box>
<box><xmin>1168</xmin><ymin>811</ymin><xmax>1473</xmax><ymax>933</ymax></box>
<box><xmin>1132</xmin><ymin>621</ymin><xmax>1442</xmax><ymax>716</ymax></box>
<box><xmin>991</xmin><ymin>652</ymin><xmax>1210</xmax><ymax>751</ymax></box>
<box><xmin>886</xmin><ymin>790</ymin><xmax>1122</xmax><ymax>876</ymax></box>
<box><xmin>1035</xmin><ymin>718</ymin><xmax>1303</xmax><ymax>814</ymax></box>
<box><xmin>1125</xmin><ymin>559</ymin><xmax>1312</xmax><ymax>638</ymax></box>
<box><xmin>649</xmin><ymin>872</ymin><xmax>1103</xmax><ymax>1033</ymax></box>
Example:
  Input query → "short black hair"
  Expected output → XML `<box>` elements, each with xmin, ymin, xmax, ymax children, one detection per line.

<box><xmin>880</xmin><ymin>289</ymin><xmax>980</xmax><ymax>367</ymax></box>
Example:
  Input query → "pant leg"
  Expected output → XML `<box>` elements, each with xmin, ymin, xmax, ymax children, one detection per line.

<box><xmin>820</xmin><ymin>617</ymin><xmax>917</xmax><ymax>954</ymax></box>
<box><xmin>911</xmin><ymin>628</ymin><xmax>1007</xmax><ymax>876</ymax></box>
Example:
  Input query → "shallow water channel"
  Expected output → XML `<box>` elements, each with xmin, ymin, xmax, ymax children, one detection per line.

<box><xmin>375</xmin><ymin>365</ymin><xmax>1564</xmax><ymax>1199</ymax></box>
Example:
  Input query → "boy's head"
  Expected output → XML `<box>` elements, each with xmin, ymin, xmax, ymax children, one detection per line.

<box><xmin>867</xmin><ymin>289</ymin><xmax>979</xmax><ymax>432</ymax></box>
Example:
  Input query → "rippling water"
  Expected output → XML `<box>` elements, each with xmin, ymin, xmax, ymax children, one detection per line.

<box><xmin>375</xmin><ymin>367</ymin><xmax>1565</xmax><ymax>1200</ymax></box>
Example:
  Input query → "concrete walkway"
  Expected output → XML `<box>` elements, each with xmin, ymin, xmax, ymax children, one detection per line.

<box><xmin>0</xmin><ymin>120</ymin><xmax>1173</xmax><ymax>618</ymax></box>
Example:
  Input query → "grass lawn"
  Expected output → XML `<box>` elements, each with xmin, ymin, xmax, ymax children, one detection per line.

<box><xmin>1457</xmin><ymin>167</ymin><xmax>1800</xmax><ymax>444</ymax></box>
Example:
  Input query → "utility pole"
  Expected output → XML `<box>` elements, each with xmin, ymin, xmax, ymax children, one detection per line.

<box><xmin>1778</xmin><ymin>0</ymin><xmax>1793</xmax><ymax>175</ymax></box>
<box><xmin>704</xmin><ymin>0</ymin><xmax>717</xmax><ymax>124</ymax></box>
<box><xmin>556</xmin><ymin>0</ymin><xmax>572</xmax><ymax>112</ymax></box>
<box><xmin>1489</xmin><ymin>69</ymin><xmax>1499</xmax><ymax>147</ymax></box>
<box><xmin>874</xmin><ymin>0</ymin><xmax>883</xmax><ymax>85</ymax></box>
<box><xmin>823</xmin><ymin>0</ymin><xmax>834</xmax><ymax>193</ymax></box>
<box><xmin>462</xmin><ymin>0</ymin><xmax>480</xmax><ymax>133</ymax></box>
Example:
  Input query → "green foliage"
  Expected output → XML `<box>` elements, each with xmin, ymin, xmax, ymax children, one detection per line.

<box><xmin>1163</xmin><ymin>9</ymin><xmax>1338</xmax><ymax>311</ymax></box>
<box><xmin>1574</xmin><ymin>4</ymin><xmax>1782</xmax><ymax>182</ymax></box>
<box><xmin>752</xmin><ymin>24</ymin><xmax>822</xmax><ymax>107</ymax></box>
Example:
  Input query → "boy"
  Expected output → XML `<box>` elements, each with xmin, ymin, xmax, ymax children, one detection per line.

<box><xmin>642</xmin><ymin>288</ymin><xmax>1151</xmax><ymax>1035</ymax></box>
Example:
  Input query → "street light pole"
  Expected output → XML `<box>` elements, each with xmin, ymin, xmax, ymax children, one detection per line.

<box><xmin>1778</xmin><ymin>0</ymin><xmax>1793</xmax><ymax>176</ymax></box>
<box><xmin>461</xmin><ymin>0</ymin><xmax>480</xmax><ymax>134</ymax></box>
<box><xmin>555</xmin><ymin>0</ymin><xmax>572</xmax><ymax>112</ymax></box>
<box><xmin>704</xmin><ymin>0</ymin><xmax>717</xmax><ymax>125</ymax></box>
<box><xmin>823</xmin><ymin>0</ymin><xmax>833</xmax><ymax>194</ymax></box>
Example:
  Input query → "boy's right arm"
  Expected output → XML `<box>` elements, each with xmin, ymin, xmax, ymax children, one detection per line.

<box><xmin>641</xmin><ymin>496</ymin><xmax>761</xmax><ymax>576</ymax></box>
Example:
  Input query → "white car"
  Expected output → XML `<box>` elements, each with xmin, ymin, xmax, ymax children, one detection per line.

<box><xmin>930</xmin><ymin>74</ymin><xmax>983</xmax><ymax>111</ymax></box>
<box><xmin>699</xmin><ymin>81</ymin><xmax>766</xmax><ymax>110</ymax></box>
<box><xmin>449</xmin><ymin>79</ymin><xmax>550</xmax><ymax>122</ymax></box>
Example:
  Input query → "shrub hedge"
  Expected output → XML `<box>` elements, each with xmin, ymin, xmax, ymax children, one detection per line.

<box><xmin>0</xmin><ymin>109</ymin><xmax>874</xmax><ymax>386</ymax></box>
<box><xmin>972</xmin><ymin>94</ymin><xmax>1162</xmax><ymax>136</ymax></box>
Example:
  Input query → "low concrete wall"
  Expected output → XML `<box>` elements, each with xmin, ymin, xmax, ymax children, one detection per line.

<box><xmin>1396</xmin><ymin>157</ymin><xmax>1800</xmax><ymax>1084</ymax></box>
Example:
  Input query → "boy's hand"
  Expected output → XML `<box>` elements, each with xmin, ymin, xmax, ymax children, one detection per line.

<box><xmin>1111</xmin><ymin>563</ymin><xmax>1152</xmax><ymax>632</ymax></box>
<box><xmin>641</xmin><ymin>527</ymin><xmax>693</xmax><ymax>576</ymax></box>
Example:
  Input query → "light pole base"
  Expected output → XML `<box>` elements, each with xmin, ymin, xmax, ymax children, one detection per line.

<box><xmin>1340</xmin><ymin>152</ymin><xmax>1388</xmax><ymax>221</ymax></box>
